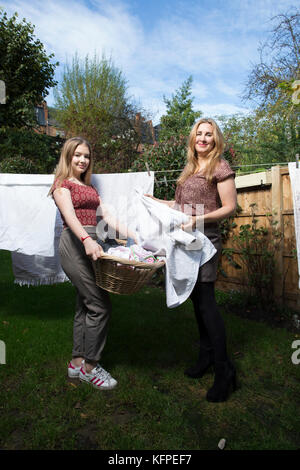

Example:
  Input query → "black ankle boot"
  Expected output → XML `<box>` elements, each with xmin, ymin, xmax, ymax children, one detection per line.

<box><xmin>184</xmin><ymin>347</ymin><xmax>214</xmax><ymax>378</ymax></box>
<box><xmin>206</xmin><ymin>360</ymin><xmax>237</xmax><ymax>402</ymax></box>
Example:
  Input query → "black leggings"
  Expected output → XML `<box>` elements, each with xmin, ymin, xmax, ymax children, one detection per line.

<box><xmin>190</xmin><ymin>281</ymin><xmax>227</xmax><ymax>363</ymax></box>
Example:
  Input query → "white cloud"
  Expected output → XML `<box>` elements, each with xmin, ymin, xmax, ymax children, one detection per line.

<box><xmin>197</xmin><ymin>103</ymin><xmax>251</xmax><ymax>118</ymax></box>
<box><xmin>4</xmin><ymin>0</ymin><xmax>144</xmax><ymax>66</ymax></box>
<box><xmin>215</xmin><ymin>81</ymin><xmax>240</xmax><ymax>98</ymax></box>
<box><xmin>141</xmin><ymin>18</ymin><xmax>229</xmax><ymax>76</ymax></box>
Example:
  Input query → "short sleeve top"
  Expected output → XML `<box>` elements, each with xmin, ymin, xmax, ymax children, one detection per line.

<box><xmin>175</xmin><ymin>159</ymin><xmax>235</xmax><ymax>216</ymax></box>
<box><xmin>53</xmin><ymin>179</ymin><xmax>100</xmax><ymax>228</ymax></box>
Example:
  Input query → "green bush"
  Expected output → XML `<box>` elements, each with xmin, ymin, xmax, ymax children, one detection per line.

<box><xmin>93</xmin><ymin>129</ymin><xmax>140</xmax><ymax>173</ymax></box>
<box><xmin>131</xmin><ymin>135</ymin><xmax>188</xmax><ymax>200</ymax></box>
<box><xmin>0</xmin><ymin>128</ymin><xmax>63</xmax><ymax>174</ymax></box>
<box><xmin>222</xmin><ymin>203</ymin><xmax>284</xmax><ymax>311</ymax></box>
<box><xmin>0</xmin><ymin>155</ymin><xmax>47</xmax><ymax>173</ymax></box>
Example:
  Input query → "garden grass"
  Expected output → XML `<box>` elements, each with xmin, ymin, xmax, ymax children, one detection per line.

<box><xmin>0</xmin><ymin>250</ymin><xmax>299</xmax><ymax>450</ymax></box>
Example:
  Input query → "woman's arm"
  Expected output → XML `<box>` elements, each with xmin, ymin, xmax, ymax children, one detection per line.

<box><xmin>183</xmin><ymin>177</ymin><xmax>237</xmax><ymax>230</ymax></box>
<box><xmin>53</xmin><ymin>188</ymin><xmax>103</xmax><ymax>260</ymax></box>
<box><xmin>203</xmin><ymin>177</ymin><xmax>237</xmax><ymax>223</ymax></box>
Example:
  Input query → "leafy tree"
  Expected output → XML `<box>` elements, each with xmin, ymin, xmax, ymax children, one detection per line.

<box><xmin>131</xmin><ymin>136</ymin><xmax>188</xmax><ymax>200</ymax></box>
<box><xmin>0</xmin><ymin>9</ymin><xmax>58</xmax><ymax>128</ymax></box>
<box><xmin>159</xmin><ymin>76</ymin><xmax>202</xmax><ymax>141</ymax></box>
<box><xmin>218</xmin><ymin>108</ymin><xmax>299</xmax><ymax>170</ymax></box>
<box><xmin>54</xmin><ymin>53</ymin><xmax>142</xmax><ymax>172</ymax></box>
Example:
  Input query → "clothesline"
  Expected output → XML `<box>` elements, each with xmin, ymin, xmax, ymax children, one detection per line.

<box><xmin>152</xmin><ymin>162</ymin><xmax>292</xmax><ymax>186</ymax></box>
<box><xmin>232</xmin><ymin>162</ymin><xmax>294</xmax><ymax>168</ymax></box>
<box><xmin>152</xmin><ymin>162</ymin><xmax>291</xmax><ymax>174</ymax></box>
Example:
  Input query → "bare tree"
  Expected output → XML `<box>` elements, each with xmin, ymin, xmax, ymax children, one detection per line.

<box><xmin>243</xmin><ymin>10</ymin><xmax>300</xmax><ymax>107</ymax></box>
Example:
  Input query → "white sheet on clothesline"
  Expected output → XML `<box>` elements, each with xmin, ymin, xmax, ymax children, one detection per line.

<box><xmin>288</xmin><ymin>162</ymin><xmax>300</xmax><ymax>289</ymax></box>
<box><xmin>0</xmin><ymin>174</ymin><xmax>58</xmax><ymax>257</ymax></box>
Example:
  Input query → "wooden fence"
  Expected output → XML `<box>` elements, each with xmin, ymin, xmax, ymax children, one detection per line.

<box><xmin>216</xmin><ymin>166</ymin><xmax>300</xmax><ymax>311</ymax></box>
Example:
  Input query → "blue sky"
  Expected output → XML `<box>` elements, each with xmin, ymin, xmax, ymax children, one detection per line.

<box><xmin>1</xmin><ymin>0</ymin><xmax>298</xmax><ymax>124</ymax></box>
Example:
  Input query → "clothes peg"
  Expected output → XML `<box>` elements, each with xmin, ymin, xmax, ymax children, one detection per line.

<box><xmin>145</xmin><ymin>162</ymin><xmax>151</xmax><ymax>176</ymax></box>
<box><xmin>164</xmin><ymin>176</ymin><xmax>168</xmax><ymax>187</ymax></box>
<box><xmin>296</xmin><ymin>154</ymin><xmax>299</xmax><ymax>169</ymax></box>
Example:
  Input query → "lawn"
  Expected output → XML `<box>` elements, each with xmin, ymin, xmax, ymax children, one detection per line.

<box><xmin>0</xmin><ymin>249</ymin><xmax>299</xmax><ymax>451</ymax></box>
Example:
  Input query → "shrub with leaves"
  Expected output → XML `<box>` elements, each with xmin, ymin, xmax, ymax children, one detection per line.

<box><xmin>93</xmin><ymin>129</ymin><xmax>139</xmax><ymax>173</ymax></box>
<box><xmin>222</xmin><ymin>203</ymin><xmax>283</xmax><ymax>311</ymax></box>
<box><xmin>0</xmin><ymin>128</ymin><xmax>63</xmax><ymax>173</ymax></box>
<box><xmin>131</xmin><ymin>135</ymin><xmax>188</xmax><ymax>200</ymax></box>
<box><xmin>159</xmin><ymin>76</ymin><xmax>202</xmax><ymax>141</ymax></box>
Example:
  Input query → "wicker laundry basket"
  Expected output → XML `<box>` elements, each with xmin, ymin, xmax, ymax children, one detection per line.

<box><xmin>93</xmin><ymin>254</ymin><xmax>165</xmax><ymax>295</ymax></box>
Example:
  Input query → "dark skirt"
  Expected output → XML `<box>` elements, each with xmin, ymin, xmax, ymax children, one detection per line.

<box><xmin>197</xmin><ymin>223</ymin><xmax>222</xmax><ymax>283</ymax></box>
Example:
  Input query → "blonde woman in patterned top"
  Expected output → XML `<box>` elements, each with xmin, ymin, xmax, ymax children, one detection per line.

<box><xmin>147</xmin><ymin>118</ymin><xmax>237</xmax><ymax>402</ymax></box>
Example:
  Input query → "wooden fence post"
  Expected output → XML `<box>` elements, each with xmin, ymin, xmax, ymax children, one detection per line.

<box><xmin>271</xmin><ymin>166</ymin><xmax>284</xmax><ymax>302</ymax></box>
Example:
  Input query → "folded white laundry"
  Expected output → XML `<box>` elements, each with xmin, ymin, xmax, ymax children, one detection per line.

<box><xmin>106</xmin><ymin>244</ymin><xmax>161</xmax><ymax>263</ymax></box>
<box><xmin>130</xmin><ymin>190</ymin><xmax>217</xmax><ymax>308</ymax></box>
<box><xmin>107</xmin><ymin>246</ymin><xmax>132</xmax><ymax>259</ymax></box>
<box><xmin>129</xmin><ymin>245</ymin><xmax>162</xmax><ymax>263</ymax></box>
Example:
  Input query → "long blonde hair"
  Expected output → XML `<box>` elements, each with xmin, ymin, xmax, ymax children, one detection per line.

<box><xmin>177</xmin><ymin>118</ymin><xmax>225</xmax><ymax>185</ymax></box>
<box><xmin>49</xmin><ymin>137</ymin><xmax>93</xmax><ymax>195</ymax></box>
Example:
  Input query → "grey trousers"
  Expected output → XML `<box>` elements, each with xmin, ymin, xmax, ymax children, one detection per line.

<box><xmin>59</xmin><ymin>226</ymin><xmax>112</xmax><ymax>363</ymax></box>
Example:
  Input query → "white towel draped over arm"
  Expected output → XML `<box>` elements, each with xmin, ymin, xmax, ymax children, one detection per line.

<box><xmin>133</xmin><ymin>190</ymin><xmax>217</xmax><ymax>308</ymax></box>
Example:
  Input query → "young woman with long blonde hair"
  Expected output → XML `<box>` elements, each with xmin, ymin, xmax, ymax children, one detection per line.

<box><xmin>147</xmin><ymin>118</ymin><xmax>237</xmax><ymax>402</ymax></box>
<box><xmin>49</xmin><ymin>137</ymin><xmax>135</xmax><ymax>390</ymax></box>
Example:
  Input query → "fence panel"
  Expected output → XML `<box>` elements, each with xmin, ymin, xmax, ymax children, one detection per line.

<box><xmin>216</xmin><ymin>166</ymin><xmax>300</xmax><ymax>311</ymax></box>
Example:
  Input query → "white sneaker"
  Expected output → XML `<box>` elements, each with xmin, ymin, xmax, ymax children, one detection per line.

<box><xmin>79</xmin><ymin>364</ymin><xmax>117</xmax><ymax>390</ymax></box>
<box><xmin>67</xmin><ymin>361</ymin><xmax>82</xmax><ymax>378</ymax></box>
